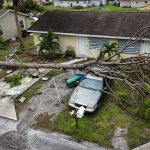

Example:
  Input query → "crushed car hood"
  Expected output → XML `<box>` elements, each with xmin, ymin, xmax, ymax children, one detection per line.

<box><xmin>70</xmin><ymin>86</ymin><xmax>101</xmax><ymax>106</ymax></box>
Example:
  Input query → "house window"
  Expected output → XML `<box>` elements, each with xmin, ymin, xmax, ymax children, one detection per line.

<box><xmin>117</xmin><ymin>39</ymin><xmax>141</xmax><ymax>54</ymax></box>
<box><xmin>89</xmin><ymin>38</ymin><xmax>109</xmax><ymax>50</ymax></box>
<box><xmin>0</xmin><ymin>25</ymin><xmax>3</xmax><ymax>35</ymax></box>
<box><xmin>19</xmin><ymin>20</ymin><xmax>25</xmax><ymax>29</ymax></box>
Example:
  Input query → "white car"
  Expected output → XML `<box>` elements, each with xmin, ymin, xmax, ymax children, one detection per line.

<box><xmin>68</xmin><ymin>74</ymin><xmax>105</xmax><ymax>113</ymax></box>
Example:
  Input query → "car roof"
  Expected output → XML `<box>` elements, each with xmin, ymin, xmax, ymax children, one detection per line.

<box><xmin>85</xmin><ymin>74</ymin><xmax>103</xmax><ymax>81</ymax></box>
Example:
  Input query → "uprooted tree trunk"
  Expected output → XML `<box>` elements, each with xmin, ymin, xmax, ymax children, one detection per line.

<box><xmin>13</xmin><ymin>0</ymin><xmax>24</xmax><ymax>48</ymax></box>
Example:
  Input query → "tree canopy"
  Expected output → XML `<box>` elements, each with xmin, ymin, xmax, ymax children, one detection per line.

<box><xmin>0</xmin><ymin>0</ymin><xmax>4</xmax><ymax>8</ymax></box>
<box><xmin>18</xmin><ymin>0</ymin><xmax>42</xmax><ymax>13</ymax></box>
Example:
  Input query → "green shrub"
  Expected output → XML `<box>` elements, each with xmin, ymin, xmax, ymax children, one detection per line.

<box><xmin>0</xmin><ymin>0</ymin><xmax>4</xmax><ymax>9</ymax></box>
<box><xmin>144</xmin><ymin>108</ymin><xmax>150</xmax><ymax>120</ymax></box>
<box><xmin>18</xmin><ymin>0</ymin><xmax>43</xmax><ymax>13</ymax></box>
<box><xmin>116</xmin><ymin>91</ymin><xmax>128</xmax><ymax>99</ymax></box>
<box><xmin>145</xmin><ymin>84</ymin><xmax>150</xmax><ymax>92</ymax></box>
<box><xmin>74</xmin><ymin>5</ymin><xmax>83</xmax><ymax>9</ymax></box>
<box><xmin>144</xmin><ymin>98</ymin><xmax>150</xmax><ymax>107</ymax></box>
<box><xmin>8</xmin><ymin>74</ymin><xmax>23</xmax><ymax>86</ymax></box>
<box><xmin>130</xmin><ymin>107</ymin><xmax>140</xmax><ymax>115</ymax></box>
<box><xmin>0</xmin><ymin>36</ymin><xmax>6</xmax><ymax>51</ymax></box>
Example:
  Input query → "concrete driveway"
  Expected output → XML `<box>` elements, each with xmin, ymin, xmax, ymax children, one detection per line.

<box><xmin>28</xmin><ymin>130</ymin><xmax>112</xmax><ymax>150</ymax></box>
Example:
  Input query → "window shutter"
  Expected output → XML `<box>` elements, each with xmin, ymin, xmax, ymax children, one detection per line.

<box><xmin>89</xmin><ymin>38</ymin><xmax>109</xmax><ymax>50</ymax></box>
<box><xmin>118</xmin><ymin>39</ymin><xmax>141</xmax><ymax>54</ymax></box>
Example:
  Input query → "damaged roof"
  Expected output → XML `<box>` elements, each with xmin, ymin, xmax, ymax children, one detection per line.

<box><xmin>0</xmin><ymin>9</ymin><xmax>28</xmax><ymax>19</ymax></box>
<box><xmin>28</xmin><ymin>11</ymin><xmax>150</xmax><ymax>38</ymax></box>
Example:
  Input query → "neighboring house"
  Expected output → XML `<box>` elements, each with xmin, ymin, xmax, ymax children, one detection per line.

<box><xmin>119</xmin><ymin>0</ymin><xmax>131</xmax><ymax>7</ymax></box>
<box><xmin>42</xmin><ymin>0</ymin><xmax>107</xmax><ymax>7</ymax></box>
<box><xmin>0</xmin><ymin>9</ymin><xmax>29</xmax><ymax>41</ymax></box>
<box><xmin>28</xmin><ymin>11</ymin><xmax>150</xmax><ymax>59</ymax></box>
<box><xmin>120</xmin><ymin>0</ymin><xmax>150</xmax><ymax>8</ymax></box>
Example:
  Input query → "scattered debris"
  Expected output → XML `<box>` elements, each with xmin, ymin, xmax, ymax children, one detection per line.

<box><xmin>19</xmin><ymin>97</ymin><xmax>26</xmax><ymax>103</ymax></box>
<box><xmin>6</xmin><ymin>70</ymin><xmax>13</xmax><ymax>74</ymax></box>
<box><xmin>42</xmin><ymin>77</ymin><xmax>48</xmax><ymax>81</ymax></box>
<box><xmin>32</xmin><ymin>73</ymin><xmax>39</xmax><ymax>78</ymax></box>
<box><xmin>0</xmin><ymin>97</ymin><xmax>17</xmax><ymax>120</ymax></box>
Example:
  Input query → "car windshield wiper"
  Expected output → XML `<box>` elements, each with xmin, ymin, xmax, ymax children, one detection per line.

<box><xmin>85</xmin><ymin>86</ymin><xmax>98</xmax><ymax>91</ymax></box>
<box><xmin>79</xmin><ymin>84</ymin><xmax>100</xmax><ymax>91</ymax></box>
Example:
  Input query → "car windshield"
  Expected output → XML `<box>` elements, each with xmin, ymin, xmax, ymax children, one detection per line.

<box><xmin>79</xmin><ymin>78</ymin><xmax>103</xmax><ymax>91</ymax></box>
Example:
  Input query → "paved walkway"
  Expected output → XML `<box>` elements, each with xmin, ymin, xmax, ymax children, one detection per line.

<box><xmin>132</xmin><ymin>142</ymin><xmax>150</xmax><ymax>150</ymax></box>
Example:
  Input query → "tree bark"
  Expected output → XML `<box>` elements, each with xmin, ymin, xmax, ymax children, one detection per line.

<box><xmin>13</xmin><ymin>0</ymin><xmax>24</xmax><ymax>48</ymax></box>
<box><xmin>0</xmin><ymin>55</ymin><xmax>149</xmax><ymax>69</ymax></box>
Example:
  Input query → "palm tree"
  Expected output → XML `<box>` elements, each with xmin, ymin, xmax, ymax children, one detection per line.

<box><xmin>38</xmin><ymin>29</ymin><xmax>60</xmax><ymax>59</ymax></box>
<box><xmin>99</xmin><ymin>42</ymin><xmax>119</xmax><ymax>60</ymax></box>
<box><xmin>12</xmin><ymin>0</ymin><xmax>24</xmax><ymax>48</ymax></box>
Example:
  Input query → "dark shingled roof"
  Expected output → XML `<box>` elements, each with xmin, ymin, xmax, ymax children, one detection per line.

<box><xmin>29</xmin><ymin>11</ymin><xmax>150</xmax><ymax>38</ymax></box>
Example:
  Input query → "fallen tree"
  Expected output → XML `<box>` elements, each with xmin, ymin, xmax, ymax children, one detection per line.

<box><xmin>0</xmin><ymin>27</ymin><xmax>150</xmax><ymax>121</ymax></box>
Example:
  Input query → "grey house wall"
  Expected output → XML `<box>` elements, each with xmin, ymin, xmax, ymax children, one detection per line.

<box><xmin>131</xmin><ymin>0</ymin><xmax>150</xmax><ymax>8</ymax></box>
<box><xmin>0</xmin><ymin>11</ymin><xmax>28</xmax><ymax>41</ymax></box>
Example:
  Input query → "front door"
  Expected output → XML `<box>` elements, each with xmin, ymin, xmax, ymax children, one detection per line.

<box><xmin>78</xmin><ymin>37</ymin><xmax>87</xmax><ymax>57</ymax></box>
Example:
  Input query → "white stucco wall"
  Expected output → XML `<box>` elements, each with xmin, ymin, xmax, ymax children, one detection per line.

<box><xmin>120</xmin><ymin>0</ymin><xmax>131</xmax><ymax>7</ymax></box>
<box><xmin>140</xmin><ymin>40</ymin><xmax>150</xmax><ymax>54</ymax></box>
<box><xmin>33</xmin><ymin>32</ymin><xmax>150</xmax><ymax>58</ymax></box>
<box><xmin>0</xmin><ymin>11</ymin><xmax>28</xmax><ymax>41</ymax></box>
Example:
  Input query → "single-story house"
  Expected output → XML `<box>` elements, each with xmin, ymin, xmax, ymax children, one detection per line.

<box><xmin>0</xmin><ymin>9</ymin><xmax>29</xmax><ymax>41</ymax></box>
<box><xmin>28</xmin><ymin>11</ymin><xmax>150</xmax><ymax>59</ymax></box>
<box><xmin>42</xmin><ymin>0</ymin><xmax>107</xmax><ymax>7</ymax></box>
<box><xmin>120</xmin><ymin>0</ymin><xmax>150</xmax><ymax>8</ymax></box>
<box><xmin>119</xmin><ymin>0</ymin><xmax>131</xmax><ymax>7</ymax></box>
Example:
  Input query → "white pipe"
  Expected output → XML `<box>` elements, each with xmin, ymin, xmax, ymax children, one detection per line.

<box><xmin>53</xmin><ymin>77</ymin><xmax>61</xmax><ymax>104</ymax></box>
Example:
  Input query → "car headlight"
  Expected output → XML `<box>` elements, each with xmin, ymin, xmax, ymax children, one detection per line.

<box><xmin>87</xmin><ymin>104</ymin><xmax>97</xmax><ymax>109</ymax></box>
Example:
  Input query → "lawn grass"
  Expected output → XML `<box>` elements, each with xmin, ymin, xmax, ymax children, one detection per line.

<box><xmin>15</xmin><ymin>80</ymin><xmax>42</xmax><ymax>115</ymax></box>
<box><xmin>33</xmin><ymin>82</ymin><xmax>150</xmax><ymax>149</ymax></box>
<box><xmin>0</xmin><ymin>50</ymin><xmax>8</xmax><ymax>61</ymax></box>
<box><xmin>46</xmin><ymin>69</ymin><xmax>65</xmax><ymax>78</ymax></box>
<box><xmin>0</xmin><ymin>70</ymin><xmax>7</xmax><ymax>79</ymax></box>
<box><xmin>23</xmin><ymin>36</ymin><xmax>35</xmax><ymax>51</ymax></box>
<box><xmin>43</xmin><ymin>3</ymin><xmax>141</xmax><ymax>12</ymax></box>
<box><xmin>49</xmin><ymin>57</ymin><xmax>69</xmax><ymax>63</ymax></box>
<box><xmin>0</xmin><ymin>36</ymin><xmax>35</xmax><ymax>62</ymax></box>
<box><xmin>34</xmin><ymin>97</ymin><xmax>129</xmax><ymax>147</ymax></box>
<box><xmin>128</xmin><ymin>118</ymin><xmax>150</xmax><ymax>149</ymax></box>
